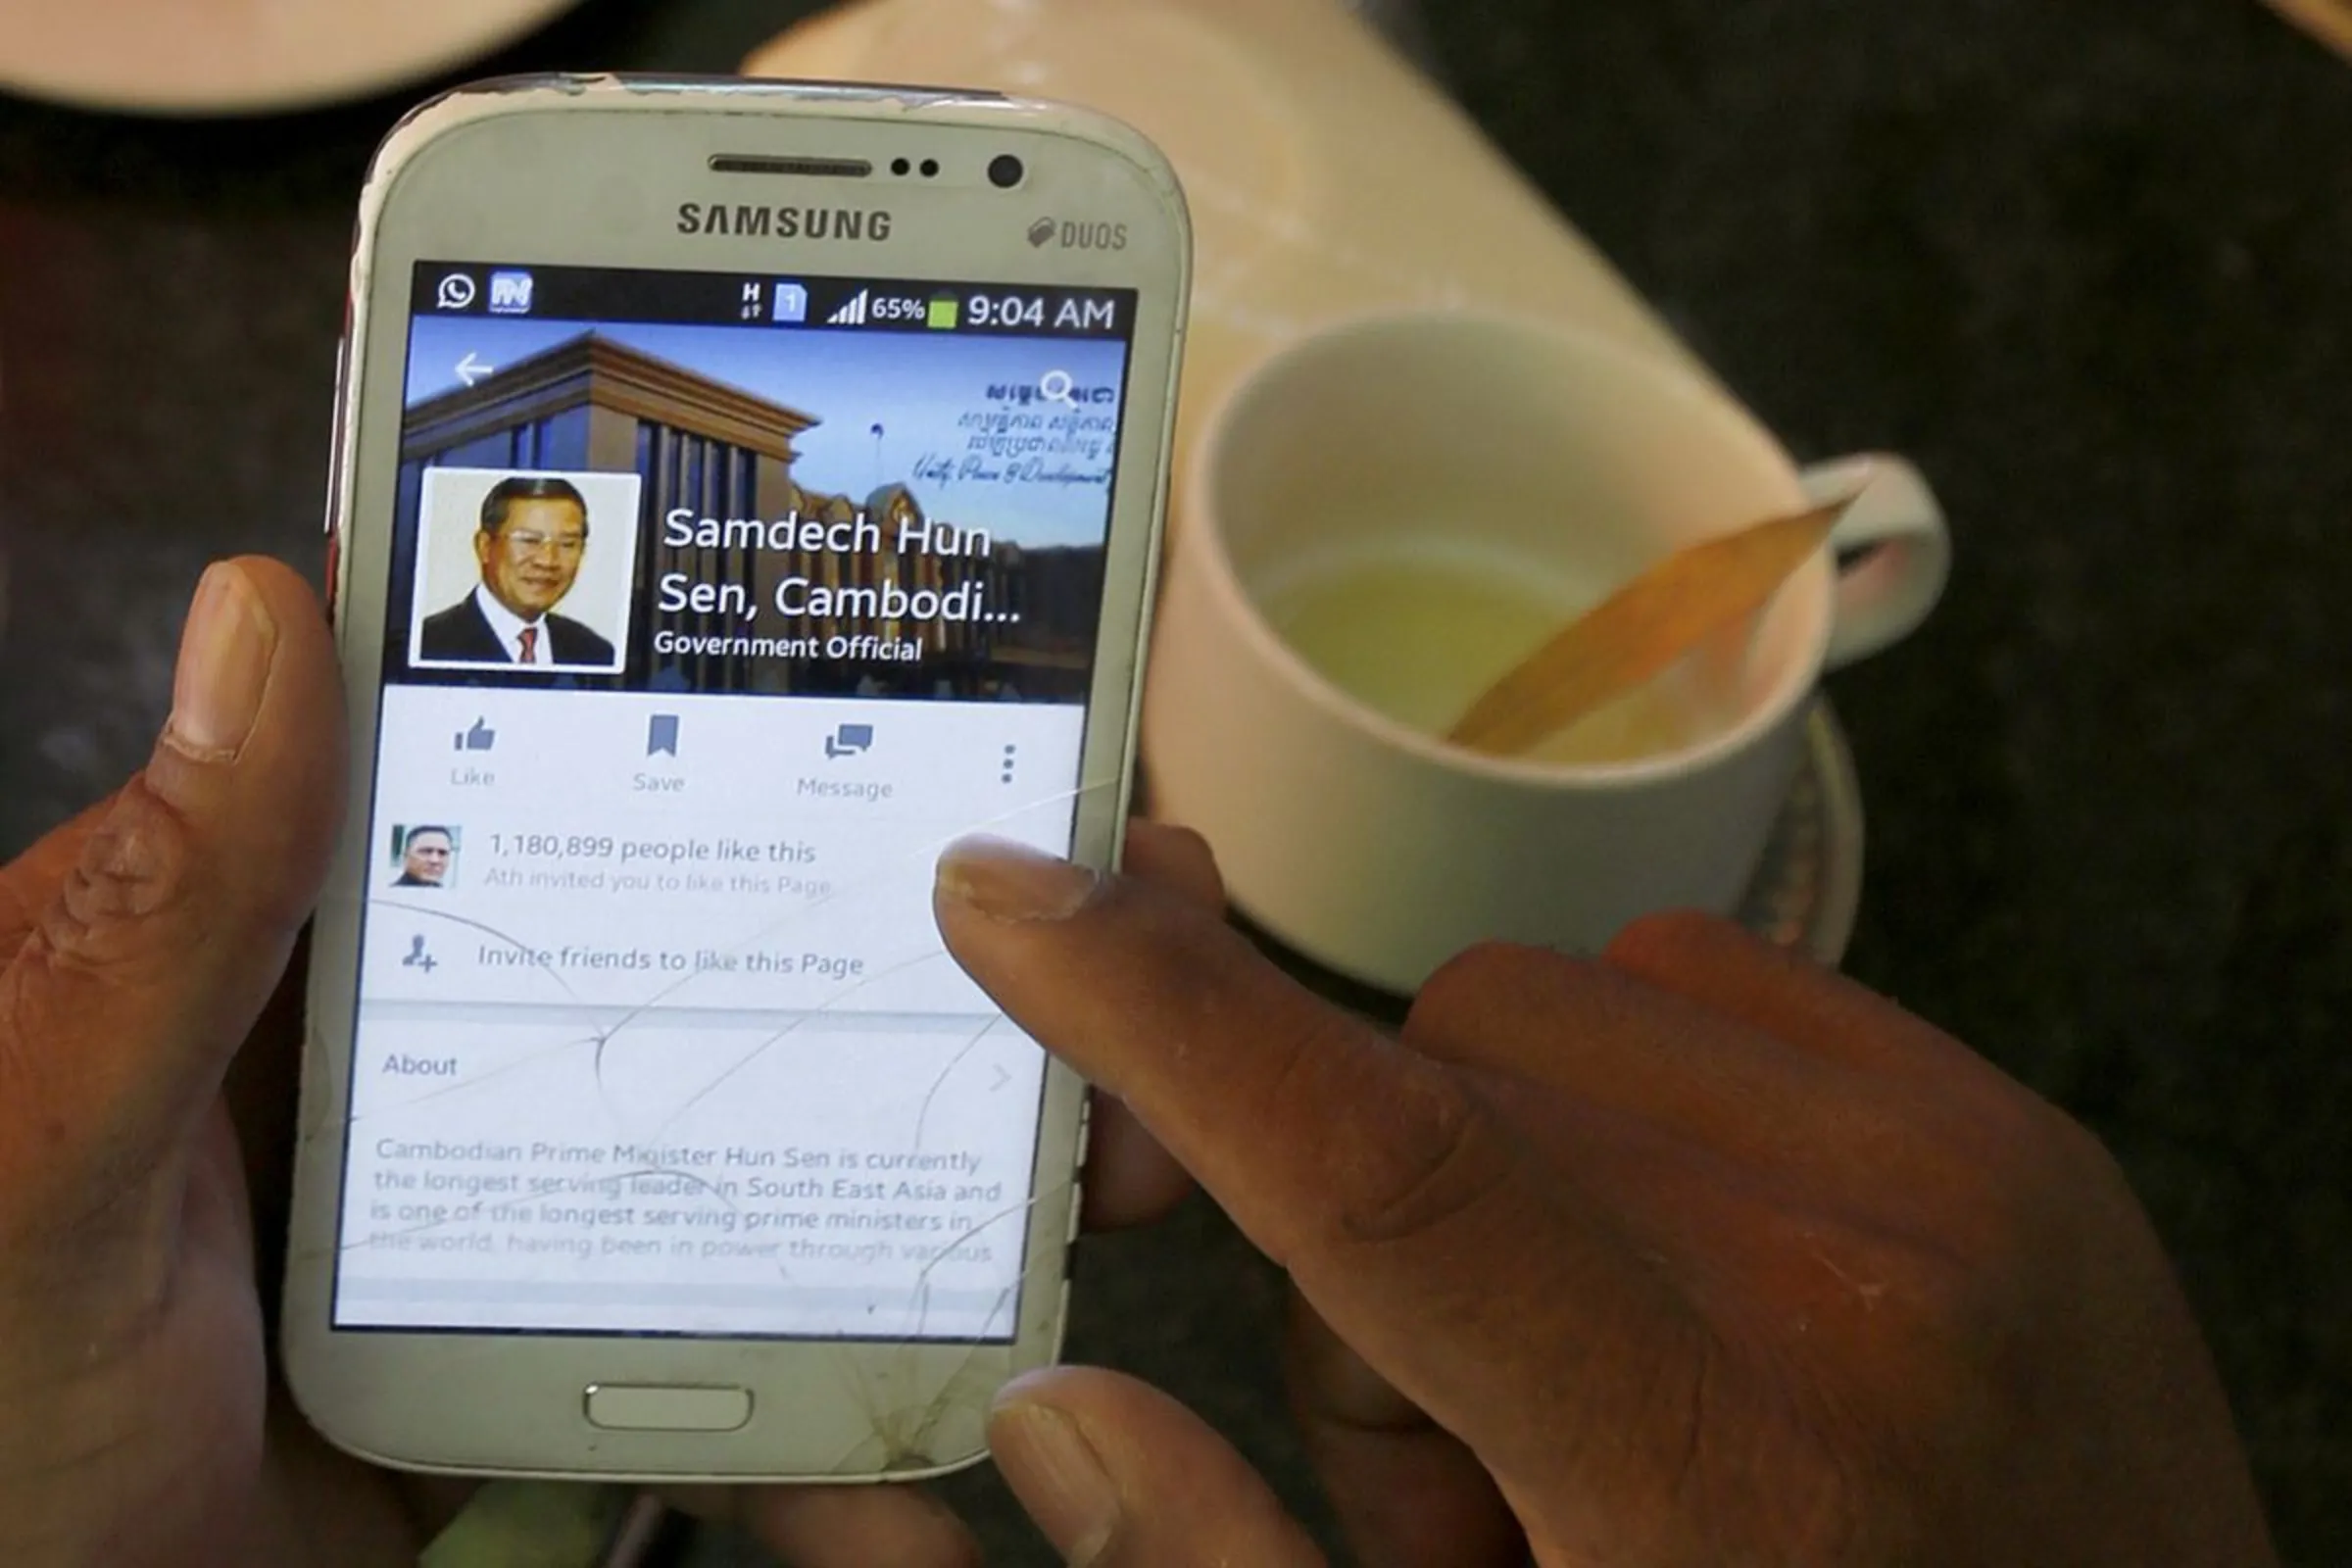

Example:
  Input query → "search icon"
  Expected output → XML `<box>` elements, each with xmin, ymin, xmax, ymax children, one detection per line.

<box><xmin>1038</xmin><ymin>369</ymin><xmax>1075</xmax><ymax>405</ymax></box>
<box><xmin>435</xmin><ymin>272</ymin><xmax>477</xmax><ymax>311</ymax></box>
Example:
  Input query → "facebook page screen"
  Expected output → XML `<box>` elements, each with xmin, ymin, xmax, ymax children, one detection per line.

<box><xmin>329</xmin><ymin>264</ymin><xmax>1141</xmax><ymax>1341</ymax></box>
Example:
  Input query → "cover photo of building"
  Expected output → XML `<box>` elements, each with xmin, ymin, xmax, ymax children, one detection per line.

<box><xmin>388</xmin><ymin>331</ymin><xmax>1106</xmax><ymax>700</ymax></box>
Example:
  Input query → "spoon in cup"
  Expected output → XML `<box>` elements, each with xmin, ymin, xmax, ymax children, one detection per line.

<box><xmin>1445</xmin><ymin>496</ymin><xmax>1852</xmax><ymax>759</ymax></box>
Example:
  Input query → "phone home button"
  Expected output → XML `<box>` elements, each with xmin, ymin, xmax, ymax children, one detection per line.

<box><xmin>584</xmin><ymin>1383</ymin><xmax>754</xmax><ymax>1433</ymax></box>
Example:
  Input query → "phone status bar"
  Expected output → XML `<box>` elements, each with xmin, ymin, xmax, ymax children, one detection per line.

<box><xmin>414</xmin><ymin>262</ymin><xmax>1135</xmax><ymax>341</ymax></box>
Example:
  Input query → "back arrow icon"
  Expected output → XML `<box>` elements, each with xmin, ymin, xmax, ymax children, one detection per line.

<box><xmin>456</xmin><ymin>352</ymin><xmax>493</xmax><ymax>387</ymax></box>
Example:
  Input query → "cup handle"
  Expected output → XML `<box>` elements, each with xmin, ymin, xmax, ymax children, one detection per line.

<box><xmin>1798</xmin><ymin>452</ymin><xmax>1951</xmax><ymax>670</ymax></box>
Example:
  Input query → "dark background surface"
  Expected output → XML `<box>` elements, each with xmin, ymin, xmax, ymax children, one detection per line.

<box><xmin>4</xmin><ymin>0</ymin><xmax>2349</xmax><ymax>1561</ymax></box>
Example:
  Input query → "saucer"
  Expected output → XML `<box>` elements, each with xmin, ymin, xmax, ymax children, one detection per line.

<box><xmin>0</xmin><ymin>0</ymin><xmax>580</xmax><ymax>116</ymax></box>
<box><xmin>1239</xmin><ymin>695</ymin><xmax>1866</xmax><ymax>1023</ymax></box>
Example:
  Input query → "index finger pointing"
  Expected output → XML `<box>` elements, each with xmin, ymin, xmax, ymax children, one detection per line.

<box><xmin>932</xmin><ymin>836</ymin><xmax>1687</xmax><ymax>1487</ymax></box>
<box><xmin>936</xmin><ymin>835</ymin><xmax>1482</xmax><ymax>1255</ymax></box>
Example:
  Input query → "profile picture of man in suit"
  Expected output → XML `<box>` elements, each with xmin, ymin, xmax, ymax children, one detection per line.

<box><xmin>416</xmin><ymin>474</ymin><xmax>619</xmax><ymax>669</ymax></box>
<box><xmin>390</xmin><ymin>825</ymin><xmax>455</xmax><ymax>888</ymax></box>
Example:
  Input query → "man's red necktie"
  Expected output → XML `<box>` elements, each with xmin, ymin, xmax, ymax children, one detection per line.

<box><xmin>517</xmin><ymin>625</ymin><xmax>537</xmax><ymax>663</ymax></box>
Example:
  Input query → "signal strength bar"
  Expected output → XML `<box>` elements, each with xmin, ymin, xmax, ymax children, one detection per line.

<box><xmin>827</xmin><ymin>289</ymin><xmax>869</xmax><ymax>326</ymax></box>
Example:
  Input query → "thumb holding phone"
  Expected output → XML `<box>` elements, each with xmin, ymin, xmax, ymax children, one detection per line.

<box><xmin>0</xmin><ymin>557</ymin><xmax>361</xmax><ymax>1562</ymax></box>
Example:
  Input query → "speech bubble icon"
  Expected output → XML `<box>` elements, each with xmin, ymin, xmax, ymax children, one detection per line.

<box><xmin>647</xmin><ymin>714</ymin><xmax>681</xmax><ymax>757</ymax></box>
<box><xmin>825</xmin><ymin>722</ymin><xmax>874</xmax><ymax>759</ymax></box>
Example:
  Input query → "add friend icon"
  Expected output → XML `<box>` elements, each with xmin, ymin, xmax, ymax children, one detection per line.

<box><xmin>401</xmin><ymin>935</ymin><xmax>438</xmax><ymax>973</ymax></box>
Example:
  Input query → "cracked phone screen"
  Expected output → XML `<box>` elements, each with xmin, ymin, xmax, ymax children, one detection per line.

<box><xmin>327</xmin><ymin>261</ymin><xmax>1139</xmax><ymax>1343</ymax></box>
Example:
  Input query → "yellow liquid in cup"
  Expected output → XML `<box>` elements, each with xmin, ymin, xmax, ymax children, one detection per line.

<box><xmin>1258</xmin><ymin>551</ymin><xmax>1731</xmax><ymax>765</ymax></box>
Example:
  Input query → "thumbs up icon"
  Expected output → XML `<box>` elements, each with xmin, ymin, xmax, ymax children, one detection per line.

<box><xmin>453</xmin><ymin>718</ymin><xmax>497</xmax><ymax>753</ymax></box>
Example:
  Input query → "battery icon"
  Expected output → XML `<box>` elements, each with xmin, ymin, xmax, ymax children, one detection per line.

<box><xmin>926</xmin><ymin>293</ymin><xmax>960</xmax><ymax>329</ymax></box>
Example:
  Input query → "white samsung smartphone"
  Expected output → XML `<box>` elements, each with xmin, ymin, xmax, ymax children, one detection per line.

<box><xmin>280</xmin><ymin>74</ymin><xmax>1190</xmax><ymax>1482</ymax></box>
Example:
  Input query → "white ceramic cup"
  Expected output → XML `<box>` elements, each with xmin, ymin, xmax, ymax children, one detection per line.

<box><xmin>1137</xmin><ymin>311</ymin><xmax>1950</xmax><ymax>995</ymax></box>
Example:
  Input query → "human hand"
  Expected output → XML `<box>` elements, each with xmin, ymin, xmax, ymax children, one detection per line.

<box><xmin>934</xmin><ymin>833</ymin><xmax>2278</xmax><ymax>1567</ymax></box>
<box><xmin>0</xmin><ymin>560</ymin><xmax>1190</xmax><ymax>1568</ymax></box>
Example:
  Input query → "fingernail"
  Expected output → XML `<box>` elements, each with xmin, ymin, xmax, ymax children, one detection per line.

<box><xmin>164</xmin><ymin>563</ymin><xmax>276</xmax><ymax>760</ymax></box>
<box><xmin>936</xmin><ymin>835</ymin><xmax>1102</xmax><ymax>921</ymax></box>
<box><xmin>993</xmin><ymin>1403</ymin><xmax>1119</xmax><ymax>1564</ymax></box>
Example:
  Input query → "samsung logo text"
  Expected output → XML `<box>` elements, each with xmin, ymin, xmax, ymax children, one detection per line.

<box><xmin>676</xmin><ymin>204</ymin><xmax>896</xmax><ymax>241</ymax></box>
